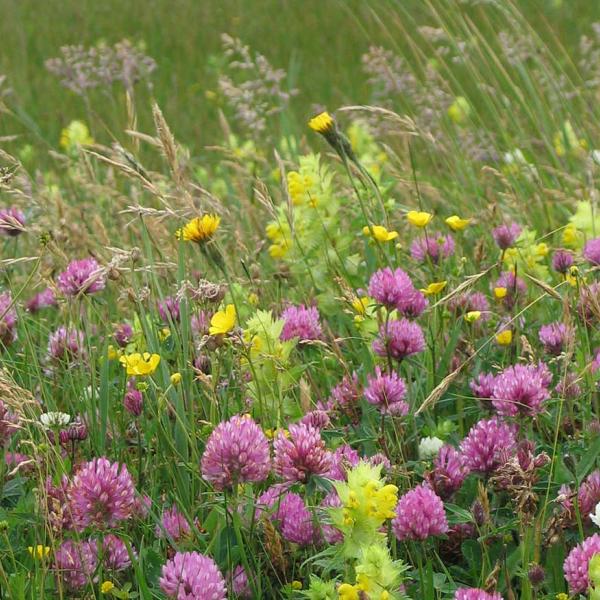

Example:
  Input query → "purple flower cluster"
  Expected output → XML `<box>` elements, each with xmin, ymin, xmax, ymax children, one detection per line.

<box><xmin>158</xmin><ymin>296</ymin><xmax>180</xmax><ymax>322</ymax></box>
<box><xmin>25</xmin><ymin>287</ymin><xmax>57</xmax><ymax>313</ymax></box>
<box><xmin>0</xmin><ymin>207</ymin><xmax>25</xmax><ymax>236</ymax></box>
<box><xmin>159</xmin><ymin>551</ymin><xmax>227</xmax><ymax>599</ymax></box>
<box><xmin>492</xmin><ymin>222</ymin><xmax>521</xmax><ymax>250</ymax></box>
<box><xmin>201</xmin><ymin>414</ymin><xmax>271</xmax><ymax>490</ymax></box>
<box><xmin>538</xmin><ymin>322</ymin><xmax>571</xmax><ymax>355</ymax></box>
<box><xmin>364</xmin><ymin>367</ymin><xmax>409</xmax><ymax>415</ymax></box>
<box><xmin>274</xmin><ymin>423</ymin><xmax>331</xmax><ymax>482</ymax></box>
<box><xmin>493</xmin><ymin>271</ymin><xmax>526</xmax><ymax>309</ymax></box>
<box><xmin>392</xmin><ymin>483</ymin><xmax>448</xmax><ymax>541</ymax></box>
<box><xmin>273</xmin><ymin>492</ymin><xmax>319</xmax><ymax>546</ymax></box>
<box><xmin>0</xmin><ymin>292</ymin><xmax>17</xmax><ymax>346</ymax></box>
<box><xmin>57</xmin><ymin>257</ymin><xmax>105</xmax><ymax>296</ymax></box>
<box><xmin>455</xmin><ymin>589</ymin><xmax>503</xmax><ymax>600</ymax></box>
<box><xmin>584</xmin><ymin>237</ymin><xmax>600</xmax><ymax>266</ymax></box>
<box><xmin>460</xmin><ymin>418</ymin><xmax>516</xmax><ymax>473</ymax></box>
<box><xmin>552</xmin><ymin>249</ymin><xmax>574</xmax><ymax>274</ymax></box>
<box><xmin>490</xmin><ymin>363</ymin><xmax>551</xmax><ymax>417</ymax></box>
<box><xmin>411</xmin><ymin>232</ymin><xmax>455</xmax><ymax>263</ymax></box>
<box><xmin>280</xmin><ymin>304</ymin><xmax>323</xmax><ymax>342</ymax></box>
<box><xmin>47</xmin><ymin>326</ymin><xmax>86</xmax><ymax>362</ymax></box>
<box><xmin>563</xmin><ymin>534</ymin><xmax>600</xmax><ymax>593</ymax></box>
<box><xmin>368</xmin><ymin>267</ymin><xmax>427</xmax><ymax>317</ymax></box>
<box><xmin>54</xmin><ymin>534</ymin><xmax>134</xmax><ymax>590</ymax></box>
<box><xmin>373</xmin><ymin>318</ymin><xmax>425</xmax><ymax>361</ymax></box>
<box><xmin>448</xmin><ymin>291</ymin><xmax>491</xmax><ymax>321</ymax></box>
<box><xmin>426</xmin><ymin>445</ymin><xmax>469</xmax><ymax>499</ymax></box>
<box><xmin>69</xmin><ymin>457</ymin><xmax>136</xmax><ymax>530</ymax></box>
<box><xmin>156</xmin><ymin>505</ymin><xmax>193</xmax><ymax>542</ymax></box>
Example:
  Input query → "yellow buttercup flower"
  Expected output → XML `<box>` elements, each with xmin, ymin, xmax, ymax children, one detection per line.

<box><xmin>495</xmin><ymin>330</ymin><xmax>513</xmax><ymax>346</ymax></box>
<box><xmin>445</xmin><ymin>215</ymin><xmax>471</xmax><ymax>231</ymax></box>
<box><xmin>101</xmin><ymin>581</ymin><xmax>115</xmax><ymax>594</ymax></box>
<box><xmin>308</xmin><ymin>111</ymin><xmax>334</xmax><ymax>134</ymax></box>
<box><xmin>494</xmin><ymin>287</ymin><xmax>507</xmax><ymax>299</ymax></box>
<box><xmin>338</xmin><ymin>583</ymin><xmax>360</xmax><ymax>600</ymax></box>
<box><xmin>248</xmin><ymin>292</ymin><xmax>259</xmax><ymax>306</ymax></box>
<box><xmin>170</xmin><ymin>372</ymin><xmax>182</xmax><ymax>386</ymax></box>
<box><xmin>209</xmin><ymin>304</ymin><xmax>236</xmax><ymax>336</ymax></box>
<box><xmin>28</xmin><ymin>545</ymin><xmax>50</xmax><ymax>559</ymax></box>
<box><xmin>291</xmin><ymin>581</ymin><xmax>303</xmax><ymax>590</ymax></box>
<box><xmin>464</xmin><ymin>310</ymin><xmax>481</xmax><ymax>323</ymax></box>
<box><xmin>420</xmin><ymin>281</ymin><xmax>447</xmax><ymax>295</ymax></box>
<box><xmin>407</xmin><ymin>211</ymin><xmax>433</xmax><ymax>228</ymax></box>
<box><xmin>119</xmin><ymin>353</ymin><xmax>161</xmax><ymax>376</ymax></box>
<box><xmin>362</xmin><ymin>225</ymin><xmax>398</xmax><ymax>242</ymax></box>
<box><xmin>176</xmin><ymin>214</ymin><xmax>220</xmax><ymax>243</ymax></box>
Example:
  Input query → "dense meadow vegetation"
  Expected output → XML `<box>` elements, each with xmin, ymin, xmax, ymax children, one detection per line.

<box><xmin>4</xmin><ymin>0</ymin><xmax>600</xmax><ymax>598</ymax></box>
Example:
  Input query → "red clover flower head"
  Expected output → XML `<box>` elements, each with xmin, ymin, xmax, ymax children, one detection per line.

<box><xmin>201</xmin><ymin>414</ymin><xmax>271</xmax><ymax>490</ymax></box>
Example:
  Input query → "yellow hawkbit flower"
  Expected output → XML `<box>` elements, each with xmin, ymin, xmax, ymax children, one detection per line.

<box><xmin>28</xmin><ymin>545</ymin><xmax>50</xmax><ymax>559</ymax></box>
<box><xmin>495</xmin><ymin>330</ymin><xmax>513</xmax><ymax>346</ymax></box>
<box><xmin>445</xmin><ymin>215</ymin><xmax>471</xmax><ymax>231</ymax></box>
<box><xmin>170</xmin><ymin>372</ymin><xmax>182</xmax><ymax>386</ymax></box>
<box><xmin>101</xmin><ymin>581</ymin><xmax>115</xmax><ymax>594</ymax></box>
<box><xmin>362</xmin><ymin>225</ymin><xmax>398</xmax><ymax>243</ymax></box>
<box><xmin>420</xmin><ymin>281</ymin><xmax>447</xmax><ymax>295</ymax></box>
<box><xmin>209</xmin><ymin>304</ymin><xmax>236</xmax><ymax>336</ymax></box>
<box><xmin>176</xmin><ymin>214</ymin><xmax>220</xmax><ymax>243</ymax></box>
<box><xmin>119</xmin><ymin>353</ymin><xmax>161</xmax><ymax>376</ymax></box>
<box><xmin>494</xmin><ymin>287</ymin><xmax>508</xmax><ymax>299</ymax></box>
<box><xmin>406</xmin><ymin>211</ymin><xmax>433</xmax><ymax>228</ymax></box>
<box><xmin>308</xmin><ymin>111</ymin><xmax>334</xmax><ymax>134</ymax></box>
<box><xmin>464</xmin><ymin>310</ymin><xmax>481</xmax><ymax>323</ymax></box>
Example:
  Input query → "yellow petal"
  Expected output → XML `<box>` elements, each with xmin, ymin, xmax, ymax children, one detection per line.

<box><xmin>407</xmin><ymin>211</ymin><xmax>433</xmax><ymax>228</ymax></box>
<box><xmin>445</xmin><ymin>215</ymin><xmax>471</xmax><ymax>231</ymax></box>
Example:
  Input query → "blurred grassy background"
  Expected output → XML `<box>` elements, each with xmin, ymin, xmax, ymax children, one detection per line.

<box><xmin>0</xmin><ymin>0</ymin><xmax>600</xmax><ymax>151</ymax></box>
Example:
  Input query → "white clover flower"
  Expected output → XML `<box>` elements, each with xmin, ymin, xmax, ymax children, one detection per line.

<box><xmin>39</xmin><ymin>412</ymin><xmax>71</xmax><ymax>428</ymax></box>
<box><xmin>418</xmin><ymin>436</ymin><xmax>445</xmax><ymax>460</ymax></box>
<box><xmin>591</xmin><ymin>501</ymin><xmax>600</xmax><ymax>528</ymax></box>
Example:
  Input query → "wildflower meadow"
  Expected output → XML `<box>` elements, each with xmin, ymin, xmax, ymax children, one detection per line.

<box><xmin>4</xmin><ymin>1</ymin><xmax>600</xmax><ymax>598</ymax></box>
